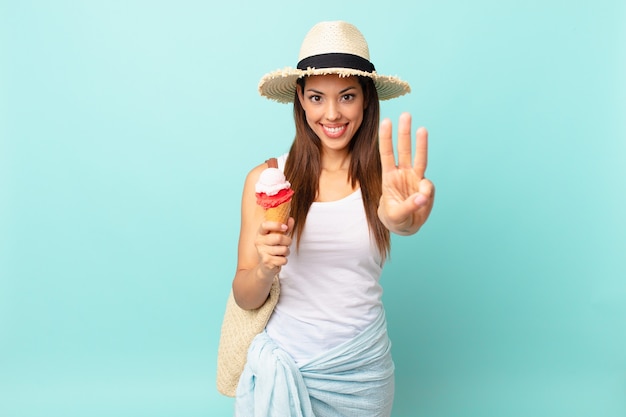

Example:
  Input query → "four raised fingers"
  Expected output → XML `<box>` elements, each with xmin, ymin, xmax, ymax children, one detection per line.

<box><xmin>379</xmin><ymin>112</ymin><xmax>428</xmax><ymax>179</ymax></box>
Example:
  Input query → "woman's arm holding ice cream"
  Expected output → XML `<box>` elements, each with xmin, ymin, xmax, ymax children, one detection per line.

<box><xmin>232</xmin><ymin>163</ymin><xmax>293</xmax><ymax>310</ymax></box>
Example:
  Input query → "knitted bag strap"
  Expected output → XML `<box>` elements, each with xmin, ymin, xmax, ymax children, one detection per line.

<box><xmin>266</xmin><ymin>157</ymin><xmax>278</xmax><ymax>169</ymax></box>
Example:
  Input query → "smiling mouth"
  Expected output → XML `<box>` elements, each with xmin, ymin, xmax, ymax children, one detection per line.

<box><xmin>322</xmin><ymin>124</ymin><xmax>347</xmax><ymax>138</ymax></box>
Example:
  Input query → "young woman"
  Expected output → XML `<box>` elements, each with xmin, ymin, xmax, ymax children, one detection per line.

<box><xmin>232</xmin><ymin>21</ymin><xmax>435</xmax><ymax>417</ymax></box>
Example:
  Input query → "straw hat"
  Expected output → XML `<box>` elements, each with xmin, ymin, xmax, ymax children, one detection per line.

<box><xmin>258</xmin><ymin>21</ymin><xmax>411</xmax><ymax>103</ymax></box>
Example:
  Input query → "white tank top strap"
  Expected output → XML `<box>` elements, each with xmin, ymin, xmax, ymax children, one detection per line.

<box><xmin>276</xmin><ymin>153</ymin><xmax>288</xmax><ymax>172</ymax></box>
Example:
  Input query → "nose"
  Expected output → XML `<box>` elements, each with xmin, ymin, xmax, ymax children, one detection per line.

<box><xmin>325</xmin><ymin>101</ymin><xmax>341</xmax><ymax>121</ymax></box>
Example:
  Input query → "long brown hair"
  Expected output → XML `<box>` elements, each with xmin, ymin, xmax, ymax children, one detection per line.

<box><xmin>284</xmin><ymin>75</ymin><xmax>391</xmax><ymax>260</ymax></box>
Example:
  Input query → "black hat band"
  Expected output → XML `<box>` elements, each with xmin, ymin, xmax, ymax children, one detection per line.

<box><xmin>297</xmin><ymin>53</ymin><xmax>376</xmax><ymax>73</ymax></box>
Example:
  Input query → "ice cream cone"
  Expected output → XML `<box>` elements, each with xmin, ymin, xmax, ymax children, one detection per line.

<box><xmin>265</xmin><ymin>201</ymin><xmax>291</xmax><ymax>224</ymax></box>
<box><xmin>255</xmin><ymin>164</ymin><xmax>293</xmax><ymax>227</ymax></box>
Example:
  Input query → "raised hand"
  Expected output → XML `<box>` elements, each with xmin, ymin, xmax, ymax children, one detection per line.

<box><xmin>378</xmin><ymin>112</ymin><xmax>435</xmax><ymax>235</ymax></box>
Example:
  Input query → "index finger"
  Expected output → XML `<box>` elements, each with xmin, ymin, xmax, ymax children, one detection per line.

<box><xmin>413</xmin><ymin>127</ymin><xmax>429</xmax><ymax>179</ymax></box>
<box><xmin>379</xmin><ymin>118</ymin><xmax>396</xmax><ymax>174</ymax></box>
<box><xmin>261</xmin><ymin>220</ymin><xmax>289</xmax><ymax>235</ymax></box>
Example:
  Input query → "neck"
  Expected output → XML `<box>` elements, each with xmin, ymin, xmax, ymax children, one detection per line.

<box><xmin>321</xmin><ymin>150</ymin><xmax>351</xmax><ymax>172</ymax></box>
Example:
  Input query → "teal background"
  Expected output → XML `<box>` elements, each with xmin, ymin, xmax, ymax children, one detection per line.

<box><xmin>1</xmin><ymin>0</ymin><xmax>625</xmax><ymax>416</ymax></box>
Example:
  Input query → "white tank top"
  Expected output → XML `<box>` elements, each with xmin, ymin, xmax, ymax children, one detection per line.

<box><xmin>265</xmin><ymin>154</ymin><xmax>384</xmax><ymax>365</ymax></box>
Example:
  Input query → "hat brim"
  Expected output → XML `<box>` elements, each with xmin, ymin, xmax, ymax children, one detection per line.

<box><xmin>258</xmin><ymin>67</ymin><xmax>411</xmax><ymax>104</ymax></box>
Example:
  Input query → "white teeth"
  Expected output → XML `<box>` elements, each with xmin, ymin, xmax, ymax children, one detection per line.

<box><xmin>325</xmin><ymin>126</ymin><xmax>344</xmax><ymax>133</ymax></box>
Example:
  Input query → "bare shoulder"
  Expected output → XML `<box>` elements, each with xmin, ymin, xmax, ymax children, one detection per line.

<box><xmin>240</xmin><ymin>161</ymin><xmax>273</xmax><ymax>214</ymax></box>
<box><xmin>243</xmin><ymin>161</ymin><xmax>270</xmax><ymax>193</ymax></box>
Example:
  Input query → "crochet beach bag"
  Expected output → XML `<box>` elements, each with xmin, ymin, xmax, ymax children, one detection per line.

<box><xmin>216</xmin><ymin>275</ymin><xmax>280</xmax><ymax>397</ymax></box>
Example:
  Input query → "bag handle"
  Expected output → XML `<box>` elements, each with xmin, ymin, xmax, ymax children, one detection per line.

<box><xmin>266</xmin><ymin>157</ymin><xmax>278</xmax><ymax>169</ymax></box>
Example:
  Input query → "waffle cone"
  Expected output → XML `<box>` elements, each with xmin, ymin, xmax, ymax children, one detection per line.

<box><xmin>264</xmin><ymin>201</ymin><xmax>291</xmax><ymax>224</ymax></box>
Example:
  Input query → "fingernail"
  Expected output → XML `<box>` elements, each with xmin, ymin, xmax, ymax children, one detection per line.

<box><xmin>414</xmin><ymin>194</ymin><xmax>427</xmax><ymax>207</ymax></box>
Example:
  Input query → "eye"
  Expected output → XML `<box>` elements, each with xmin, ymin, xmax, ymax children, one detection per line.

<box><xmin>308</xmin><ymin>94</ymin><xmax>322</xmax><ymax>102</ymax></box>
<box><xmin>341</xmin><ymin>93</ymin><xmax>355</xmax><ymax>102</ymax></box>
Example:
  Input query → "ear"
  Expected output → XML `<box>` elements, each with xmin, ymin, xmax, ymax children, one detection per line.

<box><xmin>296</xmin><ymin>83</ymin><xmax>305</xmax><ymax>107</ymax></box>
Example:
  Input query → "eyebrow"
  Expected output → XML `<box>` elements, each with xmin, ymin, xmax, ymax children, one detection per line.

<box><xmin>306</xmin><ymin>86</ymin><xmax>358</xmax><ymax>95</ymax></box>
